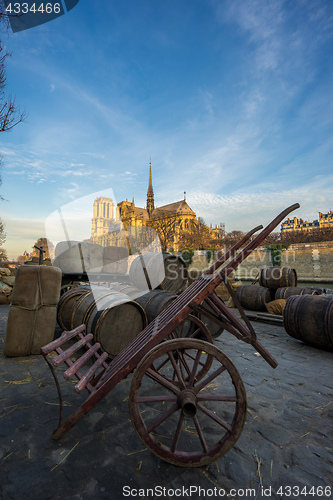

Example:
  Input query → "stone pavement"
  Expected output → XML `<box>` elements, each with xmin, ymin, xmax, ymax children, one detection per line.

<box><xmin>0</xmin><ymin>304</ymin><xmax>332</xmax><ymax>500</ymax></box>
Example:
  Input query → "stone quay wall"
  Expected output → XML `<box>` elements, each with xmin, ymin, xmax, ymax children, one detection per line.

<box><xmin>234</xmin><ymin>241</ymin><xmax>333</xmax><ymax>283</ymax></box>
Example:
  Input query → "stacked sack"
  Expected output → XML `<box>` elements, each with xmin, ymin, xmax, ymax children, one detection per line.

<box><xmin>4</xmin><ymin>265</ymin><xmax>62</xmax><ymax>356</ymax></box>
<box><xmin>0</xmin><ymin>267</ymin><xmax>16</xmax><ymax>304</ymax></box>
<box><xmin>102</xmin><ymin>246</ymin><xmax>128</xmax><ymax>274</ymax></box>
<box><xmin>53</xmin><ymin>241</ymin><xmax>129</xmax><ymax>275</ymax></box>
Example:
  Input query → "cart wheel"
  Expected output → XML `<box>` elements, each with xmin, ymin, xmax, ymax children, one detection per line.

<box><xmin>171</xmin><ymin>314</ymin><xmax>213</xmax><ymax>342</ymax></box>
<box><xmin>156</xmin><ymin>316</ymin><xmax>213</xmax><ymax>384</ymax></box>
<box><xmin>129</xmin><ymin>338</ymin><xmax>247</xmax><ymax>467</ymax></box>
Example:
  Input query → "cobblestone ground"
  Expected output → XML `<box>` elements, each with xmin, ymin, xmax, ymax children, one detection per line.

<box><xmin>0</xmin><ymin>304</ymin><xmax>332</xmax><ymax>500</ymax></box>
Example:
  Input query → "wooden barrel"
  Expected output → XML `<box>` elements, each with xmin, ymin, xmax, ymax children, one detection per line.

<box><xmin>283</xmin><ymin>295</ymin><xmax>333</xmax><ymax>349</ymax></box>
<box><xmin>133</xmin><ymin>289</ymin><xmax>194</xmax><ymax>336</ymax></box>
<box><xmin>129</xmin><ymin>253</ymin><xmax>187</xmax><ymax>293</ymax></box>
<box><xmin>87</xmin><ymin>292</ymin><xmax>147</xmax><ymax>336</ymax></box>
<box><xmin>236</xmin><ymin>285</ymin><xmax>273</xmax><ymax>311</ymax></box>
<box><xmin>57</xmin><ymin>287</ymin><xmax>91</xmax><ymax>331</ymax></box>
<box><xmin>71</xmin><ymin>289</ymin><xmax>133</xmax><ymax>330</ymax></box>
<box><xmin>134</xmin><ymin>289</ymin><xmax>177</xmax><ymax>323</ymax></box>
<box><xmin>91</xmin><ymin>300</ymin><xmax>147</xmax><ymax>358</ymax></box>
<box><xmin>108</xmin><ymin>283</ymin><xmax>143</xmax><ymax>298</ymax></box>
<box><xmin>197</xmin><ymin>297</ymin><xmax>224</xmax><ymax>339</ymax></box>
<box><xmin>259</xmin><ymin>267</ymin><xmax>297</xmax><ymax>290</ymax></box>
<box><xmin>275</xmin><ymin>287</ymin><xmax>321</xmax><ymax>300</ymax></box>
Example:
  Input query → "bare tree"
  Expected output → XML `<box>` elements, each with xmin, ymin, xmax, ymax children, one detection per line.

<box><xmin>0</xmin><ymin>7</ymin><xmax>27</xmax><ymax>206</ymax></box>
<box><xmin>146</xmin><ymin>211</ymin><xmax>182</xmax><ymax>252</ymax></box>
<box><xmin>178</xmin><ymin>219</ymin><xmax>215</xmax><ymax>250</ymax></box>
<box><xmin>0</xmin><ymin>43</ymin><xmax>26</xmax><ymax>131</ymax></box>
<box><xmin>0</xmin><ymin>4</ymin><xmax>26</xmax><ymax>132</ymax></box>
<box><xmin>280</xmin><ymin>227</ymin><xmax>333</xmax><ymax>244</ymax></box>
<box><xmin>0</xmin><ymin>216</ymin><xmax>6</xmax><ymax>259</ymax></box>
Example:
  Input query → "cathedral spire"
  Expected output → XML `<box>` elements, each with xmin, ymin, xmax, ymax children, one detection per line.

<box><xmin>147</xmin><ymin>158</ymin><xmax>155</xmax><ymax>215</ymax></box>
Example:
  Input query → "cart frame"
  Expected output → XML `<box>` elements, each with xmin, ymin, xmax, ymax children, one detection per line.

<box><xmin>41</xmin><ymin>203</ymin><xmax>299</xmax><ymax>466</ymax></box>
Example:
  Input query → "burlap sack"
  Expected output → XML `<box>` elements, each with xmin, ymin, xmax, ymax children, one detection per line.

<box><xmin>4</xmin><ymin>306</ymin><xmax>57</xmax><ymax>356</ymax></box>
<box><xmin>42</xmin><ymin>259</ymin><xmax>52</xmax><ymax>267</ymax></box>
<box><xmin>11</xmin><ymin>265</ymin><xmax>62</xmax><ymax>308</ymax></box>
<box><xmin>87</xmin><ymin>243</ymin><xmax>104</xmax><ymax>261</ymax></box>
<box><xmin>0</xmin><ymin>267</ymin><xmax>11</xmax><ymax>276</ymax></box>
<box><xmin>227</xmin><ymin>296</ymin><xmax>236</xmax><ymax>308</ymax></box>
<box><xmin>265</xmin><ymin>299</ymin><xmax>286</xmax><ymax>315</ymax></box>
<box><xmin>1</xmin><ymin>276</ymin><xmax>15</xmax><ymax>287</ymax></box>
<box><xmin>1</xmin><ymin>284</ymin><xmax>12</xmax><ymax>297</ymax></box>
<box><xmin>103</xmin><ymin>246</ymin><xmax>128</xmax><ymax>262</ymax></box>
<box><xmin>102</xmin><ymin>259</ymin><xmax>128</xmax><ymax>274</ymax></box>
<box><xmin>52</xmin><ymin>257</ymin><xmax>84</xmax><ymax>274</ymax></box>
<box><xmin>88</xmin><ymin>259</ymin><xmax>103</xmax><ymax>273</ymax></box>
<box><xmin>225</xmin><ymin>282</ymin><xmax>244</xmax><ymax>308</ymax></box>
<box><xmin>55</xmin><ymin>240</ymin><xmax>81</xmax><ymax>258</ymax></box>
<box><xmin>54</xmin><ymin>242</ymin><xmax>104</xmax><ymax>273</ymax></box>
<box><xmin>0</xmin><ymin>291</ymin><xmax>10</xmax><ymax>304</ymax></box>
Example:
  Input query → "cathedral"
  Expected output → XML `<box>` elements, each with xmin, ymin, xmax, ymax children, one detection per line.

<box><xmin>91</xmin><ymin>163</ymin><xmax>224</xmax><ymax>251</ymax></box>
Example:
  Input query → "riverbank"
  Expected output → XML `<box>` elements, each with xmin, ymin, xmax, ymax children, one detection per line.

<box><xmin>234</xmin><ymin>241</ymin><xmax>333</xmax><ymax>283</ymax></box>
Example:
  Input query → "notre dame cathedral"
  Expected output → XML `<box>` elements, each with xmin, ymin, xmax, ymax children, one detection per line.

<box><xmin>90</xmin><ymin>162</ymin><xmax>224</xmax><ymax>251</ymax></box>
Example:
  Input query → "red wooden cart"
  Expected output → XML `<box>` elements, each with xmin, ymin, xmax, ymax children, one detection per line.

<box><xmin>41</xmin><ymin>203</ymin><xmax>299</xmax><ymax>467</ymax></box>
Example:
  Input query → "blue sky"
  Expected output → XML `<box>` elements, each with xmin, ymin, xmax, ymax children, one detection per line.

<box><xmin>1</xmin><ymin>0</ymin><xmax>333</xmax><ymax>259</ymax></box>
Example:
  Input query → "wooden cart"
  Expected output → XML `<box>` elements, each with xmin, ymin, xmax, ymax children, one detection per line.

<box><xmin>41</xmin><ymin>204</ymin><xmax>299</xmax><ymax>467</ymax></box>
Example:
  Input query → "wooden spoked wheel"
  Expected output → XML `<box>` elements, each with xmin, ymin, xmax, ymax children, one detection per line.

<box><xmin>129</xmin><ymin>339</ymin><xmax>247</xmax><ymax>467</ymax></box>
<box><xmin>172</xmin><ymin>314</ymin><xmax>212</xmax><ymax>342</ymax></box>
<box><xmin>158</xmin><ymin>316</ymin><xmax>213</xmax><ymax>384</ymax></box>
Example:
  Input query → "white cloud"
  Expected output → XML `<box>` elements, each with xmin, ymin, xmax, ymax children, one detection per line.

<box><xmin>187</xmin><ymin>175</ymin><xmax>333</xmax><ymax>231</ymax></box>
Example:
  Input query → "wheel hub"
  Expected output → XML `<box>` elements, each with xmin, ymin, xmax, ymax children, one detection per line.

<box><xmin>178</xmin><ymin>389</ymin><xmax>197</xmax><ymax>418</ymax></box>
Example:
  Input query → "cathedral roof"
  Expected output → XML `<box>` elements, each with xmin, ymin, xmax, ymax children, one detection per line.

<box><xmin>151</xmin><ymin>200</ymin><xmax>196</xmax><ymax>218</ymax></box>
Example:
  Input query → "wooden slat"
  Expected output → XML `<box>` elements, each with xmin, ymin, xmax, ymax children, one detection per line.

<box><xmin>40</xmin><ymin>325</ymin><xmax>86</xmax><ymax>355</ymax></box>
<box><xmin>63</xmin><ymin>343</ymin><xmax>101</xmax><ymax>380</ymax></box>
<box><xmin>74</xmin><ymin>352</ymin><xmax>109</xmax><ymax>394</ymax></box>
<box><xmin>52</xmin><ymin>334</ymin><xmax>94</xmax><ymax>367</ymax></box>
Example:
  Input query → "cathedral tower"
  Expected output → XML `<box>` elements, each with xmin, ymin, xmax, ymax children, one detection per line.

<box><xmin>146</xmin><ymin>160</ymin><xmax>155</xmax><ymax>216</ymax></box>
<box><xmin>91</xmin><ymin>196</ymin><xmax>115</xmax><ymax>239</ymax></box>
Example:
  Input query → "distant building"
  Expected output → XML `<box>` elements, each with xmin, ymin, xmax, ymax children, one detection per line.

<box><xmin>281</xmin><ymin>211</ymin><xmax>333</xmax><ymax>232</ymax></box>
<box><xmin>90</xmin><ymin>162</ymin><xmax>225</xmax><ymax>250</ymax></box>
<box><xmin>91</xmin><ymin>196</ymin><xmax>116</xmax><ymax>240</ymax></box>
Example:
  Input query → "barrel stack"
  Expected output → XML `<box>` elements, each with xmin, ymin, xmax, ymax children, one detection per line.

<box><xmin>235</xmin><ymin>266</ymin><xmax>326</xmax><ymax>313</ymax></box>
<box><xmin>57</xmin><ymin>287</ymin><xmax>147</xmax><ymax>359</ymax></box>
<box><xmin>56</xmin><ymin>250</ymin><xmax>188</xmax><ymax>358</ymax></box>
<box><xmin>259</xmin><ymin>266</ymin><xmax>297</xmax><ymax>290</ymax></box>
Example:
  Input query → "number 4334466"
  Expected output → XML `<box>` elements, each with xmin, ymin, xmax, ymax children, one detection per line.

<box><xmin>277</xmin><ymin>486</ymin><xmax>331</xmax><ymax>497</ymax></box>
<box><xmin>5</xmin><ymin>3</ymin><xmax>61</xmax><ymax>14</ymax></box>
